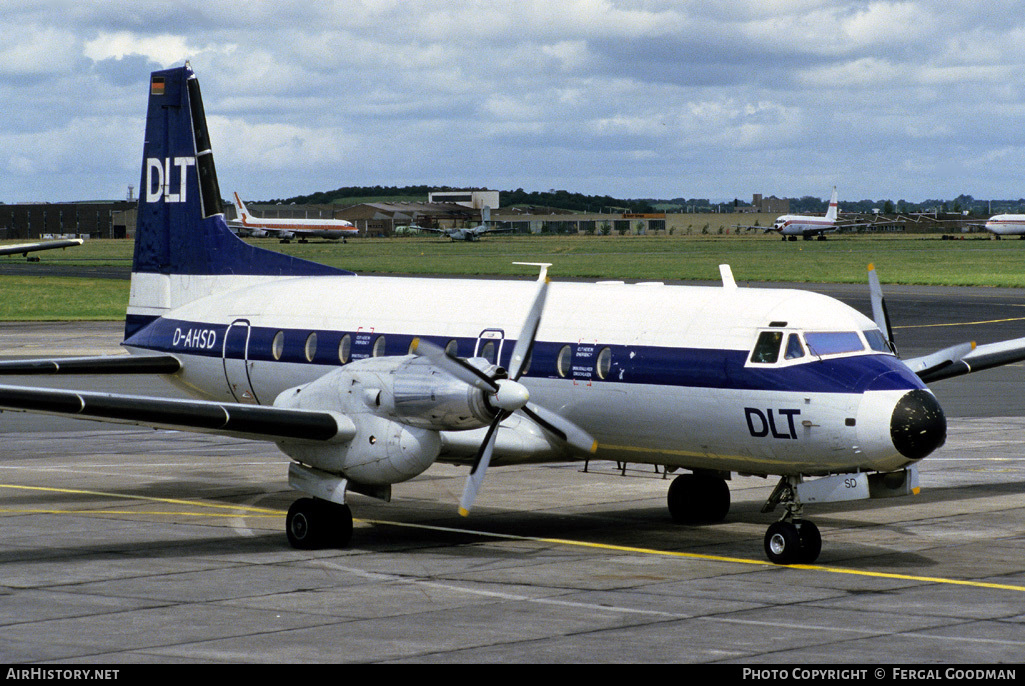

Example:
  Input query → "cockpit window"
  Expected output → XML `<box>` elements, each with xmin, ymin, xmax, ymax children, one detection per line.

<box><xmin>863</xmin><ymin>329</ymin><xmax>892</xmax><ymax>353</ymax></box>
<box><xmin>750</xmin><ymin>331</ymin><xmax>784</xmax><ymax>364</ymax></box>
<box><xmin>805</xmin><ymin>331</ymin><xmax>864</xmax><ymax>356</ymax></box>
<box><xmin>784</xmin><ymin>333</ymin><xmax>805</xmax><ymax>360</ymax></box>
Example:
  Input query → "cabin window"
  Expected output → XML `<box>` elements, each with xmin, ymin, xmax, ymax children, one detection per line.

<box><xmin>805</xmin><ymin>331</ymin><xmax>864</xmax><ymax>356</ymax></box>
<box><xmin>864</xmin><ymin>329</ymin><xmax>892</xmax><ymax>353</ymax></box>
<box><xmin>338</xmin><ymin>334</ymin><xmax>351</xmax><ymax>363</ymax></box>
<box><xmin>272</xmin><ymin>331</ymin><xmax>285</xmax><ymax>361</ymax></box>
<box><xmin>750</xmin><ymin>331</ymin><xmax>783</xmax><ymax>364</ymax></box>
<box><xmin>304</xmin><ymin>332</ymin><xmax>318</xmax><ymax>362</ymax></box>
<box><xmin>784</xmin><ymin>334</ymin><xmax>805</xmax><ymax>360</ymax></box>
<box><xmin>596</xmin><ymin>347</ymin><xmax>612</xmax><ymax>379</ymax></box>
<box><xmin>372</xmin><ymin>335</ymin><xmax>386</xmax><ymax>357</ymax></box>
<box><xmin>556</xmin><ymin>345</ymin><xmax>572</xmax><ymax>377</ymax></box>
<box><xmin>480</xmin><ymin>341</ymin><xmax>496</xmax><ymax>364</ymax></box>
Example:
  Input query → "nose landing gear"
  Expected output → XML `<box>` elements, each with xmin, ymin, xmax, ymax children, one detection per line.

<box><xmin>762</xmin><ymin>476</ymin><xmax>822</xmax><ymax>565</ymax></box>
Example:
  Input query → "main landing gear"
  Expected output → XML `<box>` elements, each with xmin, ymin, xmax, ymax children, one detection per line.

<box><xmin>666</xmin><ymin>472</ymin><xmax>730</xmax><ymax>524</ymax></box>
<box><xmin>285</xmin><ymin>497</ymin><xmax>353</xmax><ymax>550</ymax></box>
<box><xmin>666</xmin><ymin>472</ymin><xmax>824</xmax><ymax>565</ymax></box>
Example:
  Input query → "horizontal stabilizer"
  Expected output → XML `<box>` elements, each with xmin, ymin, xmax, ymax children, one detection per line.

<box><xmin>0</xmin><ymin>354</ymin><xmax>181</xmax><ymax>375</ymax></box>
<box><xmin>915</xmin><ymin>336</ymin><xmax>1025</xmax><ymax>383</ymax></box>
<box><xmin>0</xmin><ymin>384</ymin><xmax>352</xmax><ymax>443</ymax></box>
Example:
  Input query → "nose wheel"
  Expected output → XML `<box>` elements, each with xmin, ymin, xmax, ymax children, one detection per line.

<box><xmin>764</xmin><ymin>519</ymin><xmax>821</xmax><ymax>565</ymax></box>
<box><xmin>762</xmin><ymin>476</ymin><xmax>822</xmax><ymax>564</ymax></box>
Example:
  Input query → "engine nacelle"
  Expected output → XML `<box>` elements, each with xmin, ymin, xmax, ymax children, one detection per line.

<box><xmin>281</xmin><ymin>412</ymin><xmax>441</xmax><ymax>485</ymax></box>
<box><xmin>273</xmin><ymin>355</ymin><xmax>498</xmax><ymax>485</ymax></box>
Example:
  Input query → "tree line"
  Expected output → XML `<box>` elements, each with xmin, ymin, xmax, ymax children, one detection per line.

<box><xmin>269</xmin><ymin>186</ymin><xmax>1025</xmax><ymax>216</ymax></box>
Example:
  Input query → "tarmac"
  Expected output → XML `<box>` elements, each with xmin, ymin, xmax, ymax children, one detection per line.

<box><xmin>0</xmin><ymin>284</ymin><xmax>1024</xmax><ymax>664</ymax></box>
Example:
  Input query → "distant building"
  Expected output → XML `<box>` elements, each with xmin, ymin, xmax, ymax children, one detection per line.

<box><xmin>428</xmin><ymin>189</ymin><xmax>499</xmax><ymax>210</ymax></box>
<box><xmin>0</xmin><ymin>201</ymin><xmax>137</xmax><ymax>240</ymax></box>
<box><xmin>752</xmin><ymin>194</ymin><xmax>789</xmax><ymax>214</ymax></box>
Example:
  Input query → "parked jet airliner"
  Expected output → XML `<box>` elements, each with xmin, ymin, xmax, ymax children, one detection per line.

<box><xmin>769</xmin><ymin>187</ymin><xmax>847</xmax><ymax>240</ymax></box>
<box><xmin>984</xmin><ymin>214</ymin><xmax>1025</xmax><ymax>238</ymax></box>
<box><xmin>3</xmin><ymin>65</ymin><xmax>1024</xmax><ymax>565</ymax></box>
<box><xmin>230</xmin><ymin>192</ymin><xmax>358</xmax><ymax>241</ymax></box>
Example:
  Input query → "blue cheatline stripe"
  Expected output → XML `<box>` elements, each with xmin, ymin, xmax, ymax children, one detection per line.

<box><xmin>124</xmin><ymin>317</ymin><xmax>926</xmax><ymax>395</ymax></box>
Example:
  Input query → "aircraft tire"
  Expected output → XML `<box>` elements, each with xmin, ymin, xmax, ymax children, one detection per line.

<box><xmin>667</xmin><ymin>473</ymin><xmax>730</xmax><ymax>524</ymax></box>
<box><xmin>286</xmin><ymin>498</ymin><xmax>321</xmax><ymax>549</ymax></box>
<box><xmin>286</xmin><ymin>498</ymin><xmax>353</xmax><ymax>550</ymax></box>
<box><xmin>764</xmin><ymin>521</ymin><xmax>803</xmax><ymax>564</ymax></box>
<box><xmin>794</xmin><ymin>519</ymin><xmax>821</xmax><ymax>563</ymax></box>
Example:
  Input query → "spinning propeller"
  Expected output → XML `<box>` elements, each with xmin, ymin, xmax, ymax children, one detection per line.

<box><xmin>412</xmin><ymin>263</ymin><xmax>595</xmax><ymax>515</ymax></box>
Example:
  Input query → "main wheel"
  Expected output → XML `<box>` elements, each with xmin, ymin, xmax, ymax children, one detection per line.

<box><xmin>286</xmin><ymin>498</ymin><xmax>353</xmax><ymax>550</ymax></box>
<box><xmin>667</xmin><ymin>473</ymin><xmax>731</xmax><ymax>524</ymax></box>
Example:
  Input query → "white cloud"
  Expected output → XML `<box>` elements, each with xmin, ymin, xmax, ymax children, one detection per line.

<box><xmin>4</xmin><ymin>1</ymin><xmax>1025</xmax><ymax>202</ymax></box>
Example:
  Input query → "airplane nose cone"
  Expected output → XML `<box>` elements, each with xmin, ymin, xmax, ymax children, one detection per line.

<box><xmin>891</xmin><ymin>389</ymin><xmax>946</xmax><ymax>460</ymax></box>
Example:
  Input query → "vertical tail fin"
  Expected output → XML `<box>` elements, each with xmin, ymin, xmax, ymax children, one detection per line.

<box><xmin>232</xmin><ymin>192</ymin><xmax>250</xmax><ymax>222</ymax></box>
<box><xmin>127</xmin><ymin>64</ymin><xmax>351</xmax><ymax>338</ymax></box>
<box><xmin>825</xmin><ymin>186</ymin><xmax>839</xmax><ymax>222</ymax></box>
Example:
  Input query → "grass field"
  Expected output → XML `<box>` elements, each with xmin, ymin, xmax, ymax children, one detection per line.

<box><xmin>1</xmin><ymin>232</ymin><xmax>1023</xmax><ymax>320</ymax></box>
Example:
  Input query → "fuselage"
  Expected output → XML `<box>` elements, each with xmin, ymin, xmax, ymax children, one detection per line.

<box><xmin>774</xmin><ymin>216</ymin><xmax>836</xmax><ymax>236</ymax></box>
<box><xmin>984</xmin><ymin>214</ymin><xmax>1025</xmax><ymax>236</ymax></box>
<box><xmin>123</xmin><ymin>275</ymin><xmax>941</xmax><ymax>478</ymax></box>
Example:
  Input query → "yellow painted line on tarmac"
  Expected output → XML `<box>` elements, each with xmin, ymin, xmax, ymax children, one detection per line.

<box><xmin>894</xmin><ymin>316</ymin><xmax>1025</xmax><ymax>329</ymax></box>
<box><xmin>6</xmin><ymin>483</ymin><xmax>1025</xmax><ymax>594</ymax></box>
<box><xmin>0</xmin><ymin>483</ymin><xmax>279</xmax><ymax>516</ymax></box>
<box><xmin>365</xmin><ymin>519</ymin><xmax>1025</xmax><ymax>594</ymax></box>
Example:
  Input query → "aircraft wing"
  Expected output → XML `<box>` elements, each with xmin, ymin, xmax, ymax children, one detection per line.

<box><xmin>910</xmin><ymin>337</ymin><xmax>1025</xmax><ymax>383</ymax></box>
<box><xmin>0</xmin><ymin>354</ymin><xmax>181</xmax><ymax>375</ymax></box>
<box><xmin>0</xmin><ymin>238</ymin><xmax>84</xmax><ymax>257</ymax></box>
<box><xmin>0</xmin><ymin>383</ymin><xmax>353</xmax><ymax>443</ymax></box>
<box><xmin>868</xmin><ymin>264</ymin><xmax>1025</xmax><ymax>382</ymax></box>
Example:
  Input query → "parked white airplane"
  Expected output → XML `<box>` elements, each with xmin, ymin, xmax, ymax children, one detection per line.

<box><xmin>420</xmin><ymin>207</ymin><xmax>512</xmax><ymax>241</ymax></box>
<box><xmin>3</xmin><ymin>65</ymin><xmax>1024</xmax><ymax>565</ymax></box>
<box><xmin>0</xmin><ymin>238</ymin><xmax>83</xmax><ymax>259</ymax></box>
<box><xmin>230</xmin><ymin>192</ymin><xmax>358</xmax><ymax>242</ymax></box>
<box><xmin>770</xmin><ymin>187</ymin><xmax>863</xmax><ymax>240</ymax></box>
<box><xmin>983</xmin><ymin>214</ymin><xmax>1025</xmax><ymax>238</ymax></box>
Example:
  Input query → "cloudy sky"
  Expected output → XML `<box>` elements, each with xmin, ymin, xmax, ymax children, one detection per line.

<box><xmin>4</xmin><ymin>1</ymin><xmax>1025</xmax><ymax>205</ymax></box>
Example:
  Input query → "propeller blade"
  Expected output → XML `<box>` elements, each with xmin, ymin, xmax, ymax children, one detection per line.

<box><xmin>410</xmin><ymin>338</ymin><xmax>497</xmax><ymax>393</ymax></box>
<box><xmin>521</xmin><ymin>403</ymin><xmax>598</xmax><ymax>455</ymax></box>
<box><xmin>507</xmin><ymin>264</ymin><xmax>550</xmax><ymax>380</ymax></box>
<box><xmin>459</xmin><ymin>414</ymin><xmax>503</xmax><ymax>516</ymax></box>
<box><xmin>867</xmin><ymin>264</ymin><xmax>897</xmax><ymax>354</ymax></box>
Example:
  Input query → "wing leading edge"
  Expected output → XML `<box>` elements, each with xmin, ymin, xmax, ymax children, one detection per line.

<box><xmin>0</xmin><ymin>384</ymin><xmax>353</xmax><ymax>443</ymax></box>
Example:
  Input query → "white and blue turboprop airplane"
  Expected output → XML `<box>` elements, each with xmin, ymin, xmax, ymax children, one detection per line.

<box><xmin>2</xmin><ymin>64</ymin><xmax>1024</xmax><ymax>565</ymax></box>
